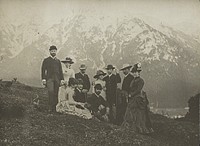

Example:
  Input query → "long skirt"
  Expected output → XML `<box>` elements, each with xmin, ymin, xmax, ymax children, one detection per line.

<box><xmin>122</xmin><ymin>93</ymin><xmax>152</xmax><ymax>133</ymax></box>
<box><xmin>56</xmin><ymin>101</ymin><xmax>92</xmax><ymax>119</ymax></box>
<box><xmin>56</xmin><ymin>86</ymin><xmax>92</xmax><ymax>119</ymax></box>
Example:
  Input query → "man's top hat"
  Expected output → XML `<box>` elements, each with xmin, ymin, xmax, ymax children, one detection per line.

<box><xmin>49</xmin><ymin>45</ymin><xmax>57</xmax><ymax>51</ymax></box>
<box><xmin>105</xmin><ymin>64</ymin><xmax>115</xmax><ymax>70</ymax></box>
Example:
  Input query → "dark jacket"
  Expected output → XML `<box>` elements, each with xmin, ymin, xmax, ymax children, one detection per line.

<box><xmin>103</xmin><ymin>73</ymin><xmax>121</xmax><ymax>104</ymax></box>
<box><xmin>41</xmin><ymin>57</ymin><xmax>64</xmax><ymax>81</ymax></box>
<box><xmin>87</xmin><ymin>93</ymin><xmax>108</xmax><ymax>114</ymax></box>
<box><xmin>130</xmin><ymin>77</ymin><xmax>144</xmax><ymax>97</ymax></box>
<box><xmin>122</xmin><ymin>73</ymin><xmax>134</xmax><ymax>93</ymax></box>
<box><xmin>75</xmin><ymin>72</ymin><xmax>90</xmax><ymax>91</ymax></box>
<box><xmin>74</xmin><ymin>88</ymin><xmax>85</xmax><ymax>103</ymax></box>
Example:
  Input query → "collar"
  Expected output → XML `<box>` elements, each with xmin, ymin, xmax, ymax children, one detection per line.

<box><xmin>108</xmin><ymin>74</ymin><xmax>112</xmax><ymax>77</ymax></box>
<box><xmin>50</xmin><ymin>56</ymin><xmax>56</xmax><ymax>60</ymax></box>
<box><xmin>80</xmin><ymin>72</ymin><xmax>85</xmax><ymax>76</ymax></box>
<box><xmin>76</xmin><ymin>88</ymin><xmax>82</xmax><ymax>92</ymax></box>
<box><xmin>124</xmin><ymin>73</ymin><xmax>130</xmax><ymax>78</ymax></box>
<box><xmin>94</xmin><ymin>92</ymin><xmax>100</xmax><ymax>98</ymax></box>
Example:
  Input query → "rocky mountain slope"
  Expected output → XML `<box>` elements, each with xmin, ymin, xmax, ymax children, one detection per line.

<box><xmin>0</xmin><ymin>15</ymin><xmax>199</xmax><ymax>107</ymax></box>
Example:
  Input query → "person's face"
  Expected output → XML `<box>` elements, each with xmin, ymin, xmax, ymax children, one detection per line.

<box><xmin>64</xmin><ymin>62</ymin><xmax>71</xmax><ymax>68</ymax></box>
<box><xmin>49</xmin><ymin>49</ymin><xmax>57</xmax><ymax>57</ymax></box>
<box><xmin>80</xmin><ymin>69</ymin><xmax>86</xmax><ymax>74</ymax></box>
<box><xmin>99</xmin><ymin>75</ymin><xmax>104</xmax><ymax>80</ymax></box>
<box><xmin>95</xmin><ymin>88</ymin><xmax>102</xmax><ymax>95</ymax></box>
<box><xmin>77</xmin><ymin>84</ymin><xmax>83</xmax><ymax>90</ymax></box>
<box><xmin>123</xmin><ymin>69</ymin><xmax>129</xmax><ymax>75</ymax></box>
<box><xmin>107</xmin><ymin>69</ymin><xmax>113</xmax><ymax>74</ymax></box>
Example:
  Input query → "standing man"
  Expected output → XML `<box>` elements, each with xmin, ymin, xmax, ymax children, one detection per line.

<box><xmin>104</xmin><ymin>64</ymin><xmax>121</xmax><ymax>123</ymax></box>
<box><xmin>116</xmin><ymin>64</ymin><xmax>133</xmax><ymax>125</ymax></box>
<box><xmin>41</xmin><ymin>45</ymin><xmax>64</xmax><ymax>113</ymax></box>
<box><xmin>75</xmin><ymin>64</ymin><xmax>90</xmax><ymax>100</ymax></box>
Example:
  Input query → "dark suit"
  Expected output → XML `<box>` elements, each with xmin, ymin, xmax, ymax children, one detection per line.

<box><xmin>74</xmin><ymin>88</ymin><xmax>85</xmax><ymax>103</ymax></box>
<box><xmin>104</xmin><ymin>73</ymin><xmax>121</xmax><ymax>104</ymax></box>
<box><xmin>87</xmin><ymin>93</ymin><xmax>109</xmax><ymax>121</ymax></box>
<box><xmin>117</xmin><ymin>73</ymin><xmax>134</xmax><ymax>125</ymax></box>
<box><xmin>122</xmin><ymin>73</ymin><xmax>134</xmax><ymax>93</ymax></box>
<box><xmin>75</xmin><ymin>72</ymin><xmax>90</xmax><ymax>91</ymax></box>
<box><xmin>87</xmin><ymin>93</ymin><xmax>108</xmax><ymax>114</ymax></box>
<box><xmin>104</xmin><ymin>73</ymin><xmax>121</xmax><ymax>122</ymax></box>
<box><xmin>41</xmin><ymin>56</ymin><xmax>64</xmax><ymax>112</ymax></box>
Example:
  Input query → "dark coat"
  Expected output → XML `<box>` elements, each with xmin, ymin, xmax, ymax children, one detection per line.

<box><xmin>122</xmin><ymin>73</ymin><xmax>134</xmax><ymax>93</ymax></box>
<box><xmin>75</xmin><ymin>72</ymin><xmax>90</xmax><ymax>91</ymax></box>
<box><xmin>103</xmin><ymin>73</ymin><xmax>121</xmax><ymax>105</ymax></box>
<box><xmin>130</xmin><ymin>77</ymin><xmax>144</xmax><ymax>97</ymax></box>
<box><xmin>116</xmin><ymin>73</ymin><xmax>133</xmax><ymax>125</ymax></box>
<box><xmin>41</xmin><ymin>57</ymin><xmax>64</xmax><ymax>81</ymax></box>
<box><xmin>87</xmin><ymin>93</ymin><xmax>108</xmax><ymax>114</ymax></box>
<box><xmin>74</xmin><ymin>88</ymin><xmax>85</xmax><ymax>103</ymax></box>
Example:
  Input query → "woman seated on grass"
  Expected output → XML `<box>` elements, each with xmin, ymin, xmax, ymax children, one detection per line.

<box><xmin>56</xmin><ymin>78</ymin><xmax>92</xmax><ymax>119</ymax></box>
<box><xmin>86</xmin><ymin>84</ymin><xmax>109</xmax><ymax>122</ymax></box>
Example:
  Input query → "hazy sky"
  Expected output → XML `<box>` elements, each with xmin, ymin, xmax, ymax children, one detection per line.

<box><xmin>0</xmin><ymin>0</ymin><xmax>200</xmax><ymax>28</ymax></box>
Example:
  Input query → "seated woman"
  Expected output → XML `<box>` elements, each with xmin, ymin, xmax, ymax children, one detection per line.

<box><xmin>56</xmin><ymin>78</ymin><xmax>92</xmax><ymax>119</ymax></box>
<box><xmin>86</xmin><ymin>84</ymin><xmax>109</xmax><ymax>122</ymax></box>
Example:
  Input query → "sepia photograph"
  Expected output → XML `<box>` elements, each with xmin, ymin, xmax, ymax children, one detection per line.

<box><xmin>0</xmin><ymin>0</ymin><xmax>199</xmax><ymax>145</ymax></box>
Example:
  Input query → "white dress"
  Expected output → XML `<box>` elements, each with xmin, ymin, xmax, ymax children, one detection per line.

<box><xmin>56</xmin><ymin>87</ymin><xmax>92</xmax><ymax>119</ymax></box>
<box><xmin>57</xmin><ymin>66</ymin><xmax>75</xmax><ymax>107</ymax></box>
<box><xmin>62</xmin><ymin>66</ymin><xmax>75</xmax><ymax>84</ymax></box>
<box><xmin>92</xmin><ymin>79</ymin><xmax>106</xmax><ymax>101</ymax></box>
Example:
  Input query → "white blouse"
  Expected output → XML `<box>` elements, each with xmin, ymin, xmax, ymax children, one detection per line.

<box><xmin>63</xmin><ymin>66</ymin><xmax>75</xmax><ymax>84</ymax></box>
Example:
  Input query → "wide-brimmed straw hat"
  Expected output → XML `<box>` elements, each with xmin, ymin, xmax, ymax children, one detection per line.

<box><xmin>61</xmin><ymin>57</ymin><xmax>74</xmax><ymax>64</ymax></box>
<box><xmin>93</xmin><ymin>70</ymin><xmax>106</xmax><ymax>79</ymax></box>
<box><xmin>131</xmin><ymin>63</ymin><xmax>142</xmax><ymax>73</ymax></box>
<box><xmin>120</xmin><ymin>64</ymin><xmax>132</xmax><ymax>71</ymax></box>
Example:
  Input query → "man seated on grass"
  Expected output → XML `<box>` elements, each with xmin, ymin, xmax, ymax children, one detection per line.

<box><xmin>86</xmin><ymin>84</ymin><xmax>109</xmax><ymax>122</ymax></box>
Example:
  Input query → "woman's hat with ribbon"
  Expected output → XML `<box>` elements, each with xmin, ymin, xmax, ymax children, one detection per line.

<box><xmin>93</xmin><ymin>70</ymin><xmax>106</xmax><ymax>79</ymax></box>
<box><xmin>61</xmin><ymin>57</ymin><xmax>74</xmax><ymax>64</ymax></box>
<box><xmin>131</xmin><ymin>63</ymin><xmax>142</xmax><ymax>73</ymax></box>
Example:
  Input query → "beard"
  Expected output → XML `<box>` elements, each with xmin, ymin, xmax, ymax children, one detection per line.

<box><xmin>81</xmin><ymin>70</ymin><xmax>86</xmax><ymax>74</ymax></box>
<box><xmin>50</xmin><ymin>53</ymin><xmax>56</xmax><ymax>57</ymax></box>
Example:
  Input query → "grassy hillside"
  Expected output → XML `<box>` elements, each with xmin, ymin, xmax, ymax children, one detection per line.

<box><xmin>0</xmin><ymin>82</ymin><xmax>198</xmax><ymax>146</ymax></box>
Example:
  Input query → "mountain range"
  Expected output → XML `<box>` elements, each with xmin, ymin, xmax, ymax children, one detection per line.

<box><xmin>0</xmin><ymin>15</ymin><xmax>199</xmax><ymax>108</ymax></box>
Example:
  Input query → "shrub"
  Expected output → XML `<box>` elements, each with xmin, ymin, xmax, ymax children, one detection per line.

<box><xmin>185</xmin><ymin>93</ymin><xmax>199</xmax><ymax>123</ymax></box>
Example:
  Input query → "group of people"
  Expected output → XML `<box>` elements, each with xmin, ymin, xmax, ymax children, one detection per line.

<box><xmin>41</xmin><ymin>45</ymin><xmax>154</xmax><ymax>134</ymax></box>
